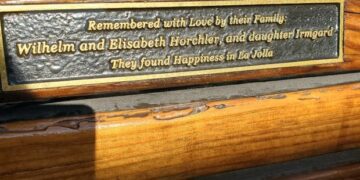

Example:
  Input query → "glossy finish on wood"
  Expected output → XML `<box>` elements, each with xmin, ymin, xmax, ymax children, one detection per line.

<box><xmin>0</xmin><ymin>0</ymin><xmax>358</xmax><ymax>102</ymax></box>
<box><xmin>0</xmin><ymin>82</ymin><xmax>359</xmax><ymax>179</ymax></box>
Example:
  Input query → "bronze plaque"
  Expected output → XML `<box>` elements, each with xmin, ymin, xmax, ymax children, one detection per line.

<box><xmin>0</xmin><ymin>0</ymin><xmax>344</xmax><ymax>91</ymax></box>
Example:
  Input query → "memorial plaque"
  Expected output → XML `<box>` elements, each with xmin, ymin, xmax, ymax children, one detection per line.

<box><xmin>0</xmin><ymin>0</ymin><xmax>345</xmax><ymax>96</ymax></box>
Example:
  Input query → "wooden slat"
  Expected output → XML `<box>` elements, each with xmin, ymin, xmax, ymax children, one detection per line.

<box><xmin>0</xmin><ymin>0</ymin><xmax>359</xmax><ymax>102</ymax></box>
<box><xmin>279</xmin><ymin>163</ymin><xmax>360</xmax><ymax>180</ymax></box>
<box><xmin>0</xmin><ymin>82</ymin><xmax>359</xmax><ymax>179</ymax></box>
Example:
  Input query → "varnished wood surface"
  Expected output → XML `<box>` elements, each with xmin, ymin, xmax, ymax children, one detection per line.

<box><xmin>0</xmin><ymin>82</ymin><xmax>359</xmax><ymax>179</ymax></box>
<box><xmin>0</xmin><ymin>0</ymin><xmax>359</xmax><ymax>102</ymax></box>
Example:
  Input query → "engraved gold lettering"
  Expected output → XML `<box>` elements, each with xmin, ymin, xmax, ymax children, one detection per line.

<box><xmin>237</xmin><ymin>51</ymin><xmax>250</xmax><ymax>60</ymax></box>
<box><xmin>11</xmin><ymin>3</ymin><xmax>341</xmax><ymax>81</ymax></box>
<box><xmin>248</xmin><ymin>30</ymin><xmax>294</xmax><ymax>43</ymax></box>
<box><xmin>224</xmin><ymin>32</ymin><xmax>247</xmax><ymax>44</ymax></box>
<box><xmin>214</xmin><ymin>16</ymin><xmax>227</xmax><ymax>28</ymax></box>
<box><xmin>169</xmin><ymin>34</ymin><xmax>220</xmax><ymax>47</ymax></box>
<box><xmin>189</xmin><ymin>18</ymin><xmax>213</xmax><ymax>27</ymax></box>
<box><xmin>173</xmin><ymin>54</ymin><xmax>225</xmax><ymax>66</ymax></box>
<box><xmin>110</xmin><ymin>58</ymin><xmax>137</xmax><ymax>70</ymax></box>
<box><xmin>138</xmin><ymin>56</ymin><xmax>171</xmax><ymax>70</ymax></box>
<box><xmin>163</xmin><ymin>17</ymin><xmax>187</xmax><ymax>28</ymax></box>
<box><xmin>253</xmin><ymin>14</ymin><xmax>286</xmax><ymax>25</ymax></box>
<box><xmin>16</xmin><ymin>40</ymin><xmax>76</xmax><ymax>57</ymax></box>
<box><xmin>295</xmin><ymin>27</ymin><xmax>334</xmax><ymax>40</ymax></box>
<box><xmin>251</xmin><ymin>49</ymin><xmax>274</xmax><ymax>59</ymax></box>
<box><xmin>79</xmin><ymin>38</ymin><xmax>105</xmax><ymax>52</ymax></box>
<box><xmin>87</xmin><ymin>20</ymin><xmax>97</xmax><ymax>31</ymax></box>
<box><xmin>108</xmin><ymin>36</ymin><xmax>166</xmax><ymax>50</ymax></box>
<box><xmin>229</xmin><ymin>15</ymin><xmax>252</xmax><ymax>25</ymax></box>
<box><xmin>87</xmin><ymin>18</ymin><xmax>161</xmax><ymax>31</ymax></box>
<box><xmin>16</xmin><ymin>43</ymin><xmax>32</xmax><ymax>57</ymax></box>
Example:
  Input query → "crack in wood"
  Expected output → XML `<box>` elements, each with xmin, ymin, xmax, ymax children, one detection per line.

<box><xmin>152</xmin><ymin>102</ymin><xmax>210</xmax><ymax>121</ymax></box>
<box><xmin>298</xmin><ymin>97</ymin><xmax>321</xmax><ymax>101</ymax></box>
<box><xmin>0</xmin><ymin>117</ymin><xmax>96</xmax><ymax>134</ymax></box>
<box><xmin>257</xmin><ymin>94</ymin><xmax>287</xmax><ymax>100</ymax></box>
<box><xmin>106</xmin><ymin>112</ymin><xmax>150</xmax><ymax>119</ymax></box>
<box><xmin>213</xmin><ymin>104</ymin><xmax>232</xmax><ymax>109</ymax></box>
<box><xmin>151</xmin><ymin>103</ymin><xmax>199</xmax><ymax>113</ymax></box>
<box><xmin>345</xmin><ymin>9</ymin><xmax>360</xmax><ymax>15</ymax></box>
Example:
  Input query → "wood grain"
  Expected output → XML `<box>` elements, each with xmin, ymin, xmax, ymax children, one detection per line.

<box><xmin>0</xmin><ymin>0</ymin><xmax>359</xmax><ymax>102</ymax></box>
<box><xmin>0</xmin><ymin>82</ymin><xmax>359</xmax><ymax>179</ymax></box>
<box><xmin>346</xmin><ymin>0</ymin><xmax>360</xmax><ymax>13</ymax></box>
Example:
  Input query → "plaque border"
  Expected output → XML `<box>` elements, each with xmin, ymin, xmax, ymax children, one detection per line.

<box><xmin>0</xmin><ymin>0</ymin><xmax>344</xmax><ymax>91</ymax></box>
